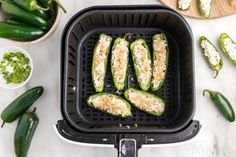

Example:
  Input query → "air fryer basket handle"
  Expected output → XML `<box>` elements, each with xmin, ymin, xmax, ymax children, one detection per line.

<box><xmin>56</xmin><ymin>120</ymin><xmax>201</xmax><ymax>157</ymax></box>
<box><xmin>118</xmin><ymin>139</ymin><xmax>138</xmax><ymax>157</ymax></box>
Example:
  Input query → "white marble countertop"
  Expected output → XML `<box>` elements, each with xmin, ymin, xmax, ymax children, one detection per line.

<box><xmin>1</xmin><ymin>0</ymin><xmax>236</xmax><ymax>157</ymax></box>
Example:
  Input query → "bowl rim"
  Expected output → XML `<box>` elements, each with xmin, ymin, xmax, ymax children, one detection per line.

<box><xmin>0</xmin><ymin>46</ymin><xmax>33</xmax><ymax>89</ymax></box>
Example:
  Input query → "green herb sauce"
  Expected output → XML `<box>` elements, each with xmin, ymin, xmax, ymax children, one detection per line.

<box><xmin>0</xmin><ymin>52</ymin><xmax>31</xmax><ymax>84</ymax></box>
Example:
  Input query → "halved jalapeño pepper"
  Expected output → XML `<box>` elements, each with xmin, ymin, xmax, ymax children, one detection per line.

<box><xmin>130</xmin><ymin>39</ymin><xmax>152</xmax><ymax>91</ymax></box>
<box><xmin>199</xmin><ymin>0</ymin><xmax>212</xmax><ymax>18</ymax></box>
<box><xmin>177</xmin><ymin>0</ymin><xmax>192</xmax><ymax>11</ymax></box>
<box><xmin>87</xmin><ymin>93</ymin><xmax>132</xmax><ymax>118</ymax></box>
<box><xmin>124</xmin><ymin>88</ymin><xmax>165</xmax><ymax>116</ymax></box>
<box><xmin>199</xmin><ymin>36</ymin><xmax>223</xmax><ymax>78</ymax></box>
<box><xmin>92</xmin><ymin>34</ymin><xmax>112</xmax><ymax>92</ymax></box>
<box><xmin>151</xmin><ymin>33</ymin><xmax>169</xmax><ymax>91</ymax></box>
<box><xmin>111</xmin><ymin>35</ymin><xmax>129</xmax><ymax>91</ymax></box>
<box><xmin>219</xmin><ymin>33</ymin><xmax>236</xmax><ymax>65</ymax></box>
<box><xmin>203</xmin><ymin>89</ymin><xmax>235</xmax><ymax>122</ymax></box>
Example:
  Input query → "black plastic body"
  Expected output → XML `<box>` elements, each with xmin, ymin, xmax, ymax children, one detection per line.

<box><xmin>60</xmin><ymin>5</ymin><xmax>196</xmax><ymax>134</ymax></box>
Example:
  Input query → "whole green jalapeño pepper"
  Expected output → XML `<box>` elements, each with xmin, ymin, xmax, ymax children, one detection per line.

<box><xmin>33</xmin><ymin>9</ymin><xmax>49</xmax><ymax>20</ymax></box>
<box><xmin>203</xmin><ymin>89</ymin><xmax>235</xmax><ymax>122</ymax></box>
<box><xmin>2</xmin><ymin>0</ymin><xmax>48</xmax><ymax>27</ymax></box>
<box><xmin>219</xmin><ymin>33</ymin><xmax>236</xmax><ymax>65</ymax></box>
<box><xmin>5</xmin><ymin>18</ymin><xmax>30</xmax><ymax>26</ymax></box>
<box><xmin>13</xmin><ymin>0</ymin><xmax>49</xmax><ymax>11</ymax></box>
<box><xmin>0</xmin><ymin>22</ymin><xmax>45</xmax><ymax>40</ymax></box>
<box><xmin>38</xmin><ymin>0</ymin><xmax>66</xmax><ymax>13</ymax></box>
<box><xmin>14</xmin><ymin>108</ymin><xmax>39</xmax><ymax>157</ymax></box>
<box><xmin>5</xmin><ymin>18</ymin><xmax>48</xmax><ymax>30</ymax></box>
<box><xmin>199</xmin><ymin>36</ymin><xmax>223</xmax><ymax>78</ymax></box>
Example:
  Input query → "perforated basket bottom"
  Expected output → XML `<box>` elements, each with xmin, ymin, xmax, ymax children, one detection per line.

<box><xmin>75</xmin><ymin>28</ymin><xmax>180</xmax><ymax>126</ymax></box>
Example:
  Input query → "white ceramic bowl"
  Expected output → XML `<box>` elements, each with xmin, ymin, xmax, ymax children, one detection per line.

<box><xmin>0</xmin><ymin>6</ymin><xmax>61</xmax><ymax>45</ymax></box>
<box><xmin>0</xmin><ymin>46</ymin><xmax>33</xmax><ymax>89</ymax></box>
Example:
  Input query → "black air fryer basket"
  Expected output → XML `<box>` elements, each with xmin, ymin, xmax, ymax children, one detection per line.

<box><xmin>56</xmin><ymin>5</ymin><xmax>201</xmax><ymax>157</ymax></box>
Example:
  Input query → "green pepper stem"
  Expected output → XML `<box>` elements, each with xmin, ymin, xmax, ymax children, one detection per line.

<box><xmin>1</xmin><ymin>122</ymin><xmax>5</xmax><ymax>128</ymax></box>
<box><xmin>53</xmin><ymin>0</ymin><xmax>67</xmax><ymax>13</ymax></box>
<box><xmin>36</xmin><ymin>5</ymin><xmax>49</xmax><ymax>11</ymax></box>
<box><xmin>203</xmin><ymin>89</ymin><xmax>213</xmax><ymax>96</ymax></box>
<box><xmin>33</xmin><ymin>107</ymin><xmax>37</xmax><ymax>113</ymax></box>
<box><xmin>124</xmin><ymin>33</ymin><xmax>132</xmax><ymax>40</ymax></box>
<box><xmin>213</xmin><ymin>71</ymin><xmax>219</xmax><ymax>79</ymax></box>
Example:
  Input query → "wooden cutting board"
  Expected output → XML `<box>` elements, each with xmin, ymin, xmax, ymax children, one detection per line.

<box><xmin>159</xmin><ymin>0</ymin><xmax>236</xmax><ymax>19</ymax></box>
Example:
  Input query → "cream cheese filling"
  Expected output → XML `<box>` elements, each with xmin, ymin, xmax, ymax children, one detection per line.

<box><xmin>152</xmin><ymin>34</ymin><xmax>167</xmax><ymax>88</ymax></box>
<box><xmin>178</xmin><ymin>0</ymin><xmax>192</xmax><ymax>10</ymax></box>
<box><xmin>223</xmin><ymin>38</ymin><xmax>236</xmax><ymax>61</ymax></box>
<box><xmin>112</xmin><ymin>39</ymin><xmax>129</xmax><ymax>84</ymax></box>
<box><xmin>201</xmin><ymin>40</ymin><xmax>221</xmax><ymax>66</ymax></box>
<box><xmin>128</xmin><ymin>91</ymin><xmax>164</xmax><ymax>113</ymax></box>
<box><xmin>91</xmin><ymin>95</ymin><xmax>131</xmax><ymax>116</ymax></box>
<box><xmin>133</xmin><ymin>41</ymin><xmax>152</xmax><ymax>86</ymax></box>
<box><xmin>93</xmin><ymin>35</ymin><xmax>111</xmax><ymax>87</ymax></box>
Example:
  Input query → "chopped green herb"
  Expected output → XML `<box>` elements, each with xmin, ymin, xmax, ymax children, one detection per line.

<box><xmin>0</xmin><ymin>52</ymin><xmax>31</xmax><ymax>84</ymax></box>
